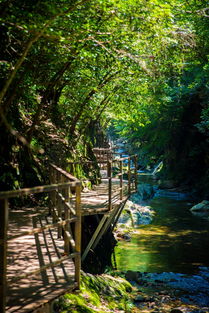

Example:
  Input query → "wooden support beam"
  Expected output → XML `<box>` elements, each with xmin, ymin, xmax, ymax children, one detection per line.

<box><xmin>81</xmin><ymin>214</ymin><xmax>108</xmax><ymax>262</ymax></box>
<box><xmin>0</xmin><ymin>198</ymin><xmax>8</xmax><ymax>313</ymax></box>
<box><xmin>91</xmin><ymin>206</ymin><xmax>119</xmax><ymax>251</ymax></box>
<box><xmin>111</xmin><ymin>200</ymin><xmax>127</xmax><ymax>230</ymax></box>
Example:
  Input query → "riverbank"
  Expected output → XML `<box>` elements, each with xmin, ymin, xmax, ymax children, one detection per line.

<box><xmin>124</xmin><ymin>267</ymin><xmax>209</xmax><ymax>312</ymax></box>
<box><xmin>54</xmin><ymin>268</ymin><xmax>209</xmax><ymax>313</ymax></box>
<box><xmin>53</xmin><ymin>271</ymin><xmax>138</xmax><ymax>313</ymax></box>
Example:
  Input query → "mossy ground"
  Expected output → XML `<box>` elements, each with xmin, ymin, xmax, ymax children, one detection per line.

<box><xmin>53</xmin><ymin>272</ymin><xmax>139</xmax><ymax>313</ymax></box>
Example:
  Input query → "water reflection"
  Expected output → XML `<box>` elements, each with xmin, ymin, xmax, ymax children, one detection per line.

<box><xmin>115</xmin><ymin>175</ymin><xmax>209</xmax><ymax>274</ymax></box>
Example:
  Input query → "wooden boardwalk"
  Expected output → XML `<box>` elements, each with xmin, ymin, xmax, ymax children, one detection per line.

<box><xmin>6</xmin><ymin>207</ymin><xmax>76</xmax><ymax>313</ymax></box>
<box><xmin>0</xmin><ymin>149</ymin><xmax>137</xmax><ymax>313</ymax></box>
<box><xmin>81</xmin><ymin>178</ymin><xmax>128</xmax><ymax>215</ymax></box>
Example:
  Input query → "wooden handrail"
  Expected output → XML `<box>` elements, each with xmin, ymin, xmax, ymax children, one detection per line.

<box><xmin>0</xmin><ymin>181</ymin><xmax>79</xmax><ymax>199</ymax></box>
<box><xmin>8</xmin><ymin>217</ymin><xmax>77</xmax><ymax>241</ymax></box>
<box><xmin>0</xmin><ymin>163</ymin><xmax>83</xmax><ymax>313</ymax></box>
<box><xmin>50</xmin><ymin>163</ymin><xmax>79</xmax><ymax>182</ymax></box>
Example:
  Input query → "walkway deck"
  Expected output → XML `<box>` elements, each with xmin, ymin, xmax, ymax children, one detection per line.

<box><xmin>0</xmin><ymin>149</ymin><xmax>137</xmax><ymax>313</ymax></box>
<box><xmin>81</xmin><ymin>178</ymin><xmax>128</xmax><ymax>215</ymax></box>
<box><xmin>6</xmin><ymin>207</ymin><xmax>76</xmax><ymax>313</ymax></box>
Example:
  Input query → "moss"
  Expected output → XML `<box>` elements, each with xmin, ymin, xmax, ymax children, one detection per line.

<box><xmin>54</xmin><ymin>272</ymin><xmax>134</xmax><ymax>313</ymax></box>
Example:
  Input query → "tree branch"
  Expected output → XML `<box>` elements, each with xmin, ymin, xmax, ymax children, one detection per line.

<box><xmin>0</xmin><ymin>0</ymin><xmax>91</xmax><ymax>106</ymax></box>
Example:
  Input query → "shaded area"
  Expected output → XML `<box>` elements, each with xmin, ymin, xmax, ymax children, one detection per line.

<box><xmin>6</xmin><ymin>207</ymin><xmax>76</xmax><ymax>313</ymax></box>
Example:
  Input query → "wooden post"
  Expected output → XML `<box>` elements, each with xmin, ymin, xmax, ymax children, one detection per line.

<box><xmin>64</xmin><ymin>184</ymin><xmax>70</xmax><ymax>254</ymax></box>
<box><xmin>134</xmin><ymin>155</ymin><xmax>138</xmax><ymax>191</ymax></box>
<box><xmin>57</xmin><ymin>173</ymin><xmax>62</xmax><ymax>238</ymax></box>
<box><xmin>50</xmin><ymin>168</ymin><xmax>57</xmax><ymax>223</ymax></box>
<box><xmin>107</xmin><ymin>161</ymin><xmax>112</xmax><ymax>210</ymax></box>
<box><xmin>0</xmin><ymin>198</ymin><xmax>8</xmax><ymax>313</ymax></box>
<box><xmin>120</xmin><ymin>160</ymin><xmax>123</xmax><ymax>200</ymax></box>
<box><xmin>75</xmin><ymin>183</ymin><xmax>81</xmax><ymax>288</ymax></box>
<box><xmin>99</xmin><ymin>149</ymin><xmax>101</xmax><ymax>169</ymax></box>
<box><xmin>128</xmin><ymin>158</ymin><xmax>131</xmax><ymax>195</ymax></box>
<box><xmin>48</xmin><ymin>166</ymin><xmax>53</xmax><ymax>216</ymax></box>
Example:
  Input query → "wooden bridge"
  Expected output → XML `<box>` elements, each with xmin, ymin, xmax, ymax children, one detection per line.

<box><xmin>0</xmin><ymin>148</ymin><xmax>138</xmax><ymax>313</ymax></box>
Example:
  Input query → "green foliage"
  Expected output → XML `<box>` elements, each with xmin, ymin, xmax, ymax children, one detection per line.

<box><xmin>0</xmin><ymin>0</ymin><xmax>209</xmax><ymax>192</ymax></box>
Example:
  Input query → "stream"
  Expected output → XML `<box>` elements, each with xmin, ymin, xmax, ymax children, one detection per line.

<box><xmin>114</xmin><ymin>173</ymin><xmax>209</xmax><ymax>274</ymax></box>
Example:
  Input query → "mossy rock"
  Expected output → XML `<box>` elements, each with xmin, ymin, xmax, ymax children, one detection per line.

<box><xmin>53</xmin><ymin>272</ymin><xmax>134</xmax><ymax>313</ymax></box>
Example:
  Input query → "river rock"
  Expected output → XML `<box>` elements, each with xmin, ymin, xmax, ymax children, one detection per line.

<box><xmin>118</xmin><ymin>200</ymin><xmax>155</xmax><ymax>227</ymax></box>
<box><xmin>135</xmin><ymin>184</ymin><xmax>155</xmax><ymax>200</ymax></box>
<box><xmin>190</xmin><ymin>200</ymin><xmax>209</xmax><ymax>212</ymax></box>
<box><xmin>125</xmin><ymin>270</ymin><xmax>141</xmax><ymax>282</ymax></box>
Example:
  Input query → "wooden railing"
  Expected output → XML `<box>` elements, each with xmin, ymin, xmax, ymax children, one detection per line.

<box><xmin>0</xmin><ymin>149</ymin><xmax>138</xmax><ymax>312</ymax></box>
<box><xmin>106</xmin><ymin>155</ymin><xmax>138</xmax><ymax>210</ymax></box>
<box><xmin>0</xmin><ymin>173</ymin><xmax>81</xmax><ymax>313</ymax></box>
<box><xmin>93</xmin><ymin>147</ymin><xmax>138</xmax><ymax>210</ymax></box>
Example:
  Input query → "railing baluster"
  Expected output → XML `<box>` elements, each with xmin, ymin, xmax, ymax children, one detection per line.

<box><xmin>134</xmin><ymin>155</ymin><xmax>138</xmax><ymax>191</ymax></box>
<box><xmin>120</xmin><ymin>160</ymin><xmax>123</xmax><ymax>200</ymax></box>
<box><xmin>75</xmin><ymin>183</ymin><xmax>81</xmax><ymax>287</ymax></box>
<box><xmin>107</xmin><ymin>161</ymin><xmax>112</xmax><ymax>210</ymax></box>
<box><xmin>128</xmin><ymin>157</ymin><xmax>131</xmax><ymax>195</ymax></box>
<box><xmin>64</xmin><ymin>182</ymin><xmax>70</xmax><ymax>255</ymax></box>
<box><xmin>57</xmin><ymin>172</ymin><xmax>62</xmax><ymax>238</ymax></box>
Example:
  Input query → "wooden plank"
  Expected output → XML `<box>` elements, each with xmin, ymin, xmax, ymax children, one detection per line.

<box><xmin>0</xmin><ymin>199</ymin><xmax>8</xmax><ymax>313</ymax></box>
<box><xmin>6</xmin><ymin>282</ymin><xmax>78</xmax><ymax>313</ymax></box>
<box><xmin>81</xmin><ymin>215</ymin><xmax>108</xmax><ymax>262</ymax></box>
<box><xmin>7</xmin><ymin>253</ymin><xmax>79</xmax><ymax>286</ymax></box>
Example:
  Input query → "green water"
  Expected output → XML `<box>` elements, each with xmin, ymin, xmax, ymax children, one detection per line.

<box><xmin>115</xmin><ymin>175</ymin><xmax>209</xmax><ymax>274</ymax></box>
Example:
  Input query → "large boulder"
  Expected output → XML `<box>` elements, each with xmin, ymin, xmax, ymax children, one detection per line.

<box><xmin>117</xmin><ymin>200</ymin><xmax>155</xmax><ymax>227</ymax></box>
<box><xmin>190</xmin><ymin>200</ymin><xmax>209</xmax><ymax>212</ymax></box>
<box><xmin>132</xmin><ymin>183</ymin><xmax>155</xmax><ymax>201</ymax></box>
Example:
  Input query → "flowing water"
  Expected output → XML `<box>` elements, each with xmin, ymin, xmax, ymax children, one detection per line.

<box><xmin>114</xmin><ymin>174</ymin><xmax>209</xmax><ymax>274</ymax></box>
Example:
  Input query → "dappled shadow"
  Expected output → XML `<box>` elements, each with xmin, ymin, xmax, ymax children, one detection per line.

<box><xmin>6</xmin><ymin>206</ymin><xmax>76</xmax><ymax>313</ymax></box>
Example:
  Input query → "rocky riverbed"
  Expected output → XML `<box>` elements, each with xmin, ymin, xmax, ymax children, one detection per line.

<box><xmin>124</xmin><ymin>267</ymin><xmax>209</xmax><ymax>313</ymax></box>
